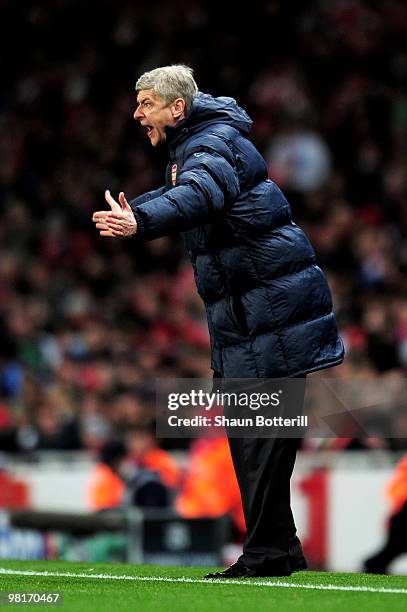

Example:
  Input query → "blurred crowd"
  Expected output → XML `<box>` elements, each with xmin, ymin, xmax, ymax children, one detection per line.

<box><xmin>0</xmin><ymin>0</ymin><xmax>407</xmax><ymax>471</ymax></box>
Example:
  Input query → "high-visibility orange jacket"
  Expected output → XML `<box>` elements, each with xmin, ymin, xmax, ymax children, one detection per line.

<box><xmin>175</xmin><ymin>438</ymin><xmax>245</xmax><ymax>533</ymax></box>
<box><xmin>387</xmin><ymin>454</ymin><xmax>407</xmax><ymax>514</ymax></box>
<box><xmin>137</xmin><ymin>448</ymin><xmax>182</xmax><ymax>489</ymax></box>
<box><xmin>87</xmin><ymin>463</ymin><xmax>125</xmax><ymax>511</ymax></box>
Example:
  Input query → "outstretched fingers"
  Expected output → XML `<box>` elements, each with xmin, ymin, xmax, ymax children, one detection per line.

<box><xmin>92</xmin><ymin>190</ymin><xmax>134</xmax><ymax>238</ymax></box>
<box><xmin>118</xmin><ymin>191</ymin><xmax>131</xmax><ymax>211</ymax></box>
<box><xmin>105</xmin><ymin>189</ymin><xmax>121</xmax><ymax>212</ymax></box>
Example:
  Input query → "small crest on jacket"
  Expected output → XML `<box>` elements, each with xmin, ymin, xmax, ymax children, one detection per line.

<box><xmin>171</xmin><ymin>163</ymin><xmax>177</xmax><ymax>186</ymax></box>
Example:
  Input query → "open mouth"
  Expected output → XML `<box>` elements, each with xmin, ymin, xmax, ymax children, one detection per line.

<box><xmin>145</xmin><ymin>125</ymin><xmax>153</xmax><ymax>138</ymax></box>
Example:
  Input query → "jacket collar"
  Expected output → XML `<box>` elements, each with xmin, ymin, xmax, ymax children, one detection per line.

<box><xmin>165</xmin><ymin>118</ymin><xmax>190</xmax><ymax>150</ymax></box>
<box><xmin>164</xmin><ymin>90</ymin><xmax>252</xmax><ymax>150</ymax></box>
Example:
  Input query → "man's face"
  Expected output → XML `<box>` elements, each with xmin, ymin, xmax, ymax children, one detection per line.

<box><xmin>134</xmin><ymin>89</ymin><xmax>180</xmax><ymax>146</ymax></box>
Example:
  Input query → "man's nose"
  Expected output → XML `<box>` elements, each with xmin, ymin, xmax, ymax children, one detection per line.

<box><xmin>134</xmin><ymin>107</ymin><xmax>143</xmax><ymax>120</ymax></box>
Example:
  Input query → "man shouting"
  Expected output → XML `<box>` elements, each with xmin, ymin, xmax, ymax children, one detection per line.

<box><xmin>92</xmin><ymin>64</ymin><xmax>344</xmax><ymax>578</ymax></box>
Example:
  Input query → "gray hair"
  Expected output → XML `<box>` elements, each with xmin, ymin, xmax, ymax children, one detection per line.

<box><xmin>135</xmin><ymin>65</ymin><xmax>198</xmax><ymax>113</ymax></box>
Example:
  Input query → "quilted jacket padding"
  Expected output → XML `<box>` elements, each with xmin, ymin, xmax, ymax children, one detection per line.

<box><xmin>130</xmin><ymin>92</ymin><xmax>344</xmax><ymax>377</ymax></box>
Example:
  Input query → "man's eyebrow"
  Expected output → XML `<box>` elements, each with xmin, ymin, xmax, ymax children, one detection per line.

<box><xmin>137</xmin><ymin>96</ymin><xmax>152</xmax><ymax>104</ymax></box>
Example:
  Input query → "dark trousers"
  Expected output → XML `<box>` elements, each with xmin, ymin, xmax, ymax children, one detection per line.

<box><xmin>364</xmin><ymin>500</ymin><xmax>407</xmax><ymax>573</ymax></box>
<box><xmin>224</xmin><ymin>377</ymin><xmax>307</xmax><ymax>573</ymax></box>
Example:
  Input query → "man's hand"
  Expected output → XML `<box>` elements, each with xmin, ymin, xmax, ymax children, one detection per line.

<box><xmin>92</xmin><ymin>190</ymin><xmax>138</xmax><ymax>238</ymax></box>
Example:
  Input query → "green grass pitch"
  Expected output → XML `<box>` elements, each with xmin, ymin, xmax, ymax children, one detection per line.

<box><xmin>0</xmin><ymin>560</ymin><xmax>406</xmax><ymax>611</ymax></box>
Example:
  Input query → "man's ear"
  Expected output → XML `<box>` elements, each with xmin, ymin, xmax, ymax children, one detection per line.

<box><xmin>171</xmin><ymin>98</ymin><xmax>186</xmax><ymax>120</ymax></box>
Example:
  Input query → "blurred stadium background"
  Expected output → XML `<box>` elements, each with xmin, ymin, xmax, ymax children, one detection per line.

<box><xmin>0</xmin><ymin>0</ymin><xmax>407</xmax><ymax>574</ymax></box>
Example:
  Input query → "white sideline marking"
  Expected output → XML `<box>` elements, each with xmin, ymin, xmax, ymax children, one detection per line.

<box><xmin>0</xmin><ymin>568</ymin><xmax>406</xmax><ymax>595</ymax></box>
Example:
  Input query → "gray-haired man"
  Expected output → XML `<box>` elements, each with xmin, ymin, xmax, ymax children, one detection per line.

<box><xmin>92</xmin><ymin>65</ymin><xmax>344</xmax><ymax>578</ymax></box>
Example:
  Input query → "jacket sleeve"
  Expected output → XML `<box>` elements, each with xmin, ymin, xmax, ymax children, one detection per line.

<box><xmin>129</xmin><ymin>186</ymin><xmax>166</xmax><ymax>209</ymax></box>
<box><xmin>131</xmin><ymin>142</ymin><xmax>240</xmax><ymax>240</ymax></box>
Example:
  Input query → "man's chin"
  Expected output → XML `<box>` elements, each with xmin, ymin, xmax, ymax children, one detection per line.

<box><xmin>150</xmin><ymin>137</ymin><xmax>165</xmax><ymax>148</ymax></box>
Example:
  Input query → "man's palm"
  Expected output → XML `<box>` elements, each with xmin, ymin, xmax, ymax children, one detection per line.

<box><xmin>92</xmin><ymin>190</ymin><xmax>138</xmax><ymax>238</ymax></box>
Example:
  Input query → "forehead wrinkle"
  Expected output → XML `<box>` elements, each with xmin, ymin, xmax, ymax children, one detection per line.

<box><xmin>136</xmin><ymin>89</ymin><xmax>157</xmax><ymax>105</ymax></box>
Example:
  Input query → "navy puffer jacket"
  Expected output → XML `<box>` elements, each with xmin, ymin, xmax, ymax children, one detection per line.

<box><xmin>130</xmin><ymin>92</ymin><xmax>344</xmax><ymax>378</ymax></box>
